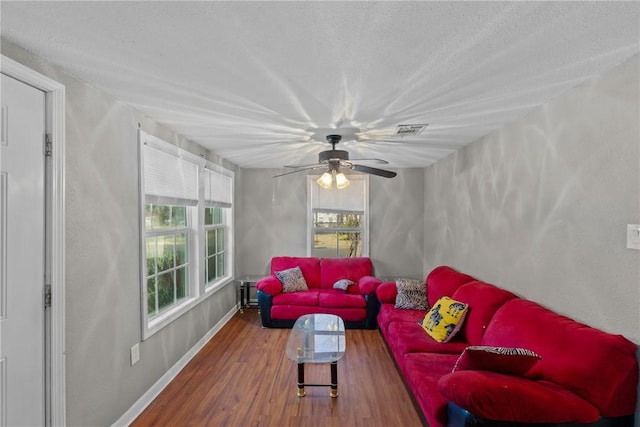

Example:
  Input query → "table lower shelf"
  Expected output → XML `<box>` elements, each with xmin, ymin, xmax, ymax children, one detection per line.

<box><xmin>237</xmin><ymin>277</ymin><xmax>260</xmax><ymax>311</ymax></box>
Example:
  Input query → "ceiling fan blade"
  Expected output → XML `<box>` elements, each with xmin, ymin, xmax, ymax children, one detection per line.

<box><xmin>284</xmin><ymin>162</ymin><xmax>324</xmax><ymax>168</ymax></box>
<box><xmin>352</xmin><ymin>164</ymin><xmax>397</xmax><ymax>178</ymax></box>
<box><xmin>349</xmin><ymin>158</ymin><xmax>389</xmax><ymax>165</ymax></box>
<box><xmin>273</xmin><ymin>165</ymin><xmax>325</xmax><ymax>178</ymax></box>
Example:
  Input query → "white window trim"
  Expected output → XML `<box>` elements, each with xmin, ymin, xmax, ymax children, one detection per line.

<box><xmin>139</xmin><ymin>130</ymin><xmax>234</xmax><ymax>340</ymax></box>
<box><xmin>307</xmin><ymin>174</ymin><xmax>369</xmax><ymax>257</ymax></box>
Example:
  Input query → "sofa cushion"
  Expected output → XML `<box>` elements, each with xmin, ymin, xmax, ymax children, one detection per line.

<box><xmin>320</xmin><ymin>257</ymin><xmax>372</xmax><ymax>289</ymax></box>
<box><xmin>319</xmin><ymin>289</ymin><xmax>366</xmax><ymax>308</ymax></box>
<box><xmin>438</xmin><ymin>371</ymin><xmax>600</xmax><ymax>423</ymax></box>
<box><xmin>271</xmin><ymin>257</ymin><xmax>321</xmax><ymax>288</ymax></box>
<box><xmin>377</xmin><ymin>304</ymin><xmax>425</xmax><ymax>337</ymax></box>
<box><xmin>419</xmin><ymin>296</ymin><xmax>468</xmax><ymax>343</ymax></box>
<box><xmin>452</xmin><ymin>346</ymin><xmax>541</xmax><ymax>375</ymax></box>
<box><xmin>275</xmin><ymin>266</ymin><xmax>309</xmax><ymax>293</ymax></box>
<box><xmin>271</xmin><ymin>305</ymin><xmax>366</xmax><ymax>322</ymax></box>
<box><xmin>426</xmin><ymin>266</ymin><xmax>475</xmax><ymax>307</ymax></box>
<box><xmin>272</xmin><ymin>290</ymin><xmax>319</xmax><ymax>306</ymax></box>
<box><xmin>386</xmin><ymin>322</ymin><xmax>468</xmax><ymax>359</ymax></box>
<box><xmin>481</xmin><ymin>298</ymin><xmax>639</xmax><ymax>417</ymax></box>
<box><xmin>395</xmin><ymin>279</ymin><xmax>428</xmax><ymax>310</ymax></box>
<box><xmin>451</xmin><ymin>280</ymin><xmax>518</xmax><ymax>344</ymax></box>
<box><xmin>332</xmin><ymin>279</ymin><xmax>355</xmax><ymax>291</ymax></box>
<box><xmin>376</xmin><ymin>281</ymin><xmax>397</xmax><ymax>303</ymax></box>
<box><xmin>401</xmin><ymin>352</ymin><xmax>461</xmax><ymax>427</ymax></box>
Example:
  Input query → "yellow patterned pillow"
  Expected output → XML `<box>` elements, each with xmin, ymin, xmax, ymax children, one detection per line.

<box><xmin>419</xmin><ymin>296</ymin><xmax>469</xmax><ymax>343</ymax></box>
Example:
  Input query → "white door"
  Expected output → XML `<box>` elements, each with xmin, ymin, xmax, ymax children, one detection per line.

<box><xmin>0</xmin><ymin>73</ymin><xmax>46</xmax><ymax>426</ymax></box>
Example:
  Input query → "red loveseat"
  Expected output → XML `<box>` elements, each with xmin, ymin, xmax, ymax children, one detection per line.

<box><xmin>377</xmin><ymin>266</ymin><xmax>638</xmax><ymax>427</ymax></box>
<box><xmin>256</xmin><ymin>256</ymin><xmax>382</xmax><ymax>329</ymax></box>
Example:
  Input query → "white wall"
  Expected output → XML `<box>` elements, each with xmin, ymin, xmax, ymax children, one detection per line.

<box><xmin>235</xmin><ymin>169</ymin><xmax>309</xmax><ymax>277</ymax></box>
<box><xmin>235</xmin><ymin>168</ymin><xmax>425</xmax><ymax>280</ymax></box>
<box><xmin>0</xmin><ymin>40</ymin><xmax>239</xmax><ymax>426</ymax></box>
<box><xmin>424</xmin><ymin>55</ymin><xmax>640</xmax><ymax>344</ymax></box>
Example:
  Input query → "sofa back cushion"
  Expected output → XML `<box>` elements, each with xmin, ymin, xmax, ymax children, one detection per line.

<box><xmin>271</xmin><ymin>257</ymin><xmax>321</xmax><ymax>288</ymax></box>
<box><xmin>426</xmin><ymin>266</ymin><xmax>475</xmax><ymax>307</ymax></box>
<box><xmin>451</xmin><ymin>281</ymin><xmax>518</xmax><ymax>345</ymax></box>
<box><xmin>320</xmin><ymin>257</ymin><xmax>372</xmax><ymax>289</ymax></box>
<box><xmin>481</xmin><ymin>298</ymin><xmax>638</xmax><ymax>417</ymax></box>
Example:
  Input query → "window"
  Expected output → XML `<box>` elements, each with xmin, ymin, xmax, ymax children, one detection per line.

<box><xmin>140</xmin><ymin>130</ymin><xmax>233</xmax><ymax>338</ymax></box>
<box><xmin>203</xmin><ymin>167</ymin><xmax>232</xmax><ymax>287</ymax></box>
<box><xmin>308</xmin><ymin>175</ymin><xmax>368</xmax><ymax>257</ymax></box>
<box><xmin>312</xmin><ymin>211</ymin><xmax>363</xmax><ymax>257</ymax></box>
<box><xmin>145</xmin><ymin>204</ymin><xmax>190</xmax><ymax>317</ymax></box>
<box><xmin>205</xmin><ymin>207</ymin><xmax>225</xmax><ymax>282</ymax></box>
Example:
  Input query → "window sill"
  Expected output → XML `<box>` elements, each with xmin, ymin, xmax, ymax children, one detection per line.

<box><xmin>143</xmin><ymin>276</ymin><xmax>234</xmax><ymax>340</ymax></box>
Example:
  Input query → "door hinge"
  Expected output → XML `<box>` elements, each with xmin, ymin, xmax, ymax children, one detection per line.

<box><xmin>45</xmin><ymin>134</ymin><xmax>52</xmax><ymax>157</ymax></box>
<box><xmin>44</xmin><ymin>284</ymin><xmax>52</xmax><ymax>308</ymax></box>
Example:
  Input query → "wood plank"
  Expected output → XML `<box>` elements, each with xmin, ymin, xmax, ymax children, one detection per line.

<box><xmin>131</xmin><ymin>309</ymin><xmax>425</xmax><ymax>426</ymax></box>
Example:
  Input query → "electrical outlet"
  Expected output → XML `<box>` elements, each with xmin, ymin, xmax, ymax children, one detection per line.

<box><xmin>130</xmin><ymin>343</ymin><xmax>140</xmax><ymax>366</ymax></box>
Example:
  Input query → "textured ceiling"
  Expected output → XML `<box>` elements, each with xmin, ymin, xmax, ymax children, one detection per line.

<box><xmin>2</xmin><ymin>1</ymin><xmax>639</xmax><ymax>169</ymax></box>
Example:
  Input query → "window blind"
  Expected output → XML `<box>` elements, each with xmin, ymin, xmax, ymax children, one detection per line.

<box><xmin>143</xmin><ymin>144</ymin><xmax>199</xmax><ymax>206</ymax></box>
<box><xmin>203</xmin><ymin>168</ymin><xmax>232</xmax><ymax>208</ymax></box>
<box><xmin>312</xmin><ymin>176</ymin><xmax>366</xmax><ymax>213</ymax></box>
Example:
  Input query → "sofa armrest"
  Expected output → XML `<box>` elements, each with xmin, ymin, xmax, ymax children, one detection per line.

<box><xmin>376</xmin><ymin>281</ymin><xmax>397</xmax><ymax>304</ymax></box>
<box><xmin>357</xmin><ymin>275</ymin><xmax>382</xmax><ymax>295</ymax></box>
<box><xmin>256</xmin><ymin>275</ymin><xmax>282</xmax><ymax>296</ymax></box>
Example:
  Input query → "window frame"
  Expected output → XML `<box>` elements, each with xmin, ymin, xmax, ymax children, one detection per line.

<box><xmin>139</xmin><ymin>130</ymin><xmax>234</xmax><ymax>340</ymax></box>
<box><xmin>307</xmin><ymin>174</ymin><xmax>369</xmax><ymax>257</ymax></box>
<box><xmin>201</xmin><ymin>166</ymin><xmax>234</xmax><ymax>293</ymax></box>
<box><xmin>144</xmin><ymin>204</ymin><xmax>194</xmax><ymax>322</ymax></box>
<box><xmin>204</xmin><ymin>206</ymin><xmax>228</xmax><ymax>286</ymax></box>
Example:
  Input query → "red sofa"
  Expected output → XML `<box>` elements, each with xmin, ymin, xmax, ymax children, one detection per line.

<box><xmin>256</xmin><ymin>256</ymin><xmax>382</xmax><ymax>328</ymax></box>
<box><xmin>377</xmin><ymin>266</ymin><xmax>638</xmax><ymax>427</ymax></box>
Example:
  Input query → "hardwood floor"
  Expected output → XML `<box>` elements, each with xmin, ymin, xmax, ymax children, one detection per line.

<box><xmin>131</xmin><ymin>309</ymin><xmax>425</xmax><ymax>427</ymax></box>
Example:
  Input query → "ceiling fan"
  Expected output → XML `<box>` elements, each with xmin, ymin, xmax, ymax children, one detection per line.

<box><xmin>273</xmin><ymin>134</ymin><xmax>397</xmax><ymax>188</ymax></box>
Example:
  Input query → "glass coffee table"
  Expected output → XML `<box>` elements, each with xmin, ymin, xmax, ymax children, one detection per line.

<box><xmin>286</xmin><ymin>314</ymin><xmax>346</xmax><ymax>398</ymax></box>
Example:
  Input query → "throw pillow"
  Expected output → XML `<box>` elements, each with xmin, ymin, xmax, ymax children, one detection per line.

<box><xmin>333</xmin><ymin>279</ymin><xmax>355</xmax><ymax>291</ymax></box>
<box><xmin>275</xmin><ymin>266</ymin><xmax>308</xmax><ymax>293</ymax></box>
<box><xmin>453</xmin><ymin>346</ymin><xmax>542</xmax><ymax>375</ymax></box>
<box><xmin>395</xmin><ymin>279</ymin><xmax>428</xmax><ymax>310</ymax></box>
<box><xmin>419</xmin><ymin>296</ymin><xmax>469</xmax><ymax>343</ymax></box>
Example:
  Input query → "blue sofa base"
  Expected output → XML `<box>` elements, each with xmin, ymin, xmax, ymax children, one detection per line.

<box><xmin>447</xmin><ymin>403</ymin><xmax>634</xmax><ymax>427</ymax></box>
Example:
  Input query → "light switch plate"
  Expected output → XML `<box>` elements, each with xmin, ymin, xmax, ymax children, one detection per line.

<box><xmin>627</xmin><ymin>224</ymin><xmax>640</xmax><ymax>250</ymax></box>
<box><xmin>130</xmin><ymin>343</ymin><xmax>140</xmax><ymax>366</ymax></box>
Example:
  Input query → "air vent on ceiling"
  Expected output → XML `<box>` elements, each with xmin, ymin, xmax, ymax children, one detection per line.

<box><xmin>395</xmin><ymin>124</ymin><xmax>428</xmax><ymax>136</ymax></box>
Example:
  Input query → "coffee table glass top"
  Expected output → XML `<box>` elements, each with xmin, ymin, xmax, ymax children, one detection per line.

<box><xmin>286</xmin><ymin>314</ymin><xmax>346</xmax><ymax>363</ymax></box>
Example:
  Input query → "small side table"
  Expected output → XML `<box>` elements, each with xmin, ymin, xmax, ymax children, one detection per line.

<box><xmin>237</xmin><ymin>276</ymin><xmax>261</xmax><ymax>312</ymax></box>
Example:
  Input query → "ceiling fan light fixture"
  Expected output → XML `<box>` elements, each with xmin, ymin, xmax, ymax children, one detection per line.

<box><xmin>317</xmin><ymin>171</ymin><xmax>333</xmax><ymax>189</ymax></box>
<box><xmin>335</xmin><ymin>172</ymin><xmax>350</xmax><ymax>189</ymax></box>
<box><xmin>276</xmin><ymin>133</ymin><xmax>396</xmax><ymax>182</ymax></box>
